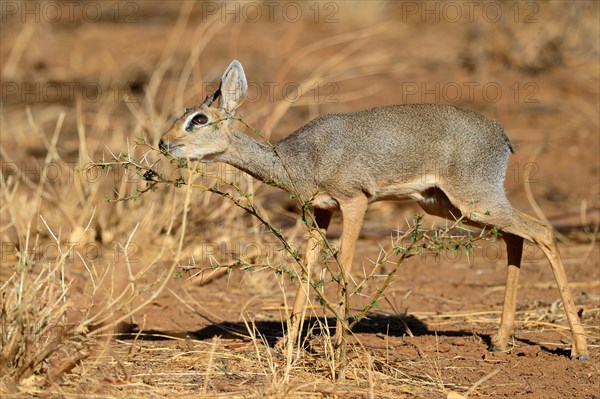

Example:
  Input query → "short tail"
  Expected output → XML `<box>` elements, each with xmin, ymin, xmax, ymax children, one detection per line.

<box><xmin>506</xmin><ymin>136</ymin><xmax>515</xmax><ymax>153</ymax></box>
<box><xmin>494</xmin><ymin>120</ymin><xmax>515</xmax><ymax>154</ymax></box>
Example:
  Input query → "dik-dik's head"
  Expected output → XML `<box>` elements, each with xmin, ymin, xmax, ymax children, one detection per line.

<box><xmin>159</xmin><ymin>60</ymin><xmax>248</xmax><ymax>161</ymax></box>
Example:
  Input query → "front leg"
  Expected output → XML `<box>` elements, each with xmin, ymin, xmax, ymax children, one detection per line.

<box><xmin>284</xmin><ymin>208</ymin><xmax>332</xmax><ymax>353</ymax></box>
<box><xmin>490</xmin><ymin>233</ymin><xmax>523</xmax><ymax>352</ymax></box>
<box><xmin>332</xmin><ymin>195</ymin><xmax>368</xmax><ymax>348</ymax></box>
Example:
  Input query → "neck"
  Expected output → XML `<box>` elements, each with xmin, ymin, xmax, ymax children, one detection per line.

<box><xmin>218</xmin><ymin>130</ymin><xmax>293</xmax><ymax>191</ymax></box>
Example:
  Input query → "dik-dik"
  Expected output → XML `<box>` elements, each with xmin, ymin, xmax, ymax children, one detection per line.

<box><xmin>159</xmin><ymin>60</ymin><xmax>588</xmax><ymax>360</ymax></box>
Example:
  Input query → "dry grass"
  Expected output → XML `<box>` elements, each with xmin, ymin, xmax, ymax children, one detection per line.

<box><xmin>1</xmin><ymin>1</ymin><xmax>599</xmax><ymax>397</ymax></box>
<box><xmin>0</xmin><ymin>251</ymin><xmax>89</xmax><ymax>392</ymax></box>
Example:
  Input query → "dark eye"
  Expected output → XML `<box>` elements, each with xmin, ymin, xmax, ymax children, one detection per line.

<box><xmin>191</xmin><ymin>114</ymin><xmax>208</xmax><ymax>126</ymax></box>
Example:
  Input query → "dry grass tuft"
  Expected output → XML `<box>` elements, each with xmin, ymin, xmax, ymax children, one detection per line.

<box><xmin>0</xmin><ymin>251</ymin><xmax>90</xmax><ymax>393</ymax></box>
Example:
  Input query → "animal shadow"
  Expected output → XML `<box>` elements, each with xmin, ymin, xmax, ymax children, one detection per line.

<box><xmin>114</xmin><ymin>312</ymin><xmax>483</xmax><ymax>349</ymax></box>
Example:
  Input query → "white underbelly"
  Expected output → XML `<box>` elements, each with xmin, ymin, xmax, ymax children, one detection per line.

<box><xmin>369</xmin><ymin>179</ymin><xmax>437</xmax><ymax>203</ymax></box>
<box><xmin>311</xmin><ymin>193</ymin><xmax>340</xmax><ymax>209</ymax></box>
<box><xmin>311</xmin><ymin>179</ymin><xmax>437</xmax><ymax>209</ymax></box>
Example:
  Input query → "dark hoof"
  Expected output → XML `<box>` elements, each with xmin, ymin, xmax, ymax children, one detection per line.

<box><xmin>487</xmin><ymin>345</ymin><xmax>504</xmax><ymax>353</ymax></box>
<box><xmin>572</xmin><ymin>354</ymin><xmax>589</xmax><ymax>361</ymax></box>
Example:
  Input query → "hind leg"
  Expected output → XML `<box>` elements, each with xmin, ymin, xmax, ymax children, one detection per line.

<box><xmin>453</xmin><ymin>197</ymin><xmax>588</xmax><ymax>359</ymax></box>
<box><xmin>490</xmin><ymin>233</ymin><xmax>523</xmax><ymax>352</ymax></box>
<box><xmin>503</xmin><ymin>209</ymin><xmax>588</xmax><ymax>359</ymax></box>
<box><xmin>420</xmin><ymin>187</ymin><xmax>588</xmax><ymax>359</ymax></box>
<box><xmin>419</xmin><ymin>189</ymin><xmax>524</xmax><ymax>351</ymax></box>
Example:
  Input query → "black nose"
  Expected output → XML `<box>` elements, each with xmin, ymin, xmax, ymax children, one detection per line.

<box><xmin>158</xmin><ymin>140</ymin><xmax>167</xmax><ymax>152</ymax></box>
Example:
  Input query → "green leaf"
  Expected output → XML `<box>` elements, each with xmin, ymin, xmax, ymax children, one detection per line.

<box><xmin>492</xmin><ymin>226</ymin><xmax>502</xmax><ymax>238</ymax></box>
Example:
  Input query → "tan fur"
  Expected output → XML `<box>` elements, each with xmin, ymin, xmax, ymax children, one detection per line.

<box><xmin>160</xmin><ymin>60</ymin><xmax>588</xmax><ymax>359</ymax></box>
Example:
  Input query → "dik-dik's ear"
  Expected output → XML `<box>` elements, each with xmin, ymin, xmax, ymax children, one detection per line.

<box><xmin>220</xmin><ymin>60</ymin><xmax>247</xmax><ymax>115</ymax></box>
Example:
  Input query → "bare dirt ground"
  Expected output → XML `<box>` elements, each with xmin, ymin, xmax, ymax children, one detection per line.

<box><xmin>1</xmin><ymin>1</ymin><xmax>599</xmax><ymax>398</ymax></box>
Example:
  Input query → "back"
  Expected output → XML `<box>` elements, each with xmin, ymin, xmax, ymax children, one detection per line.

<box><xmin>277</xmin><ymin>104</ymin><xmax>513</xmax><ymax>197</ymax></box>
